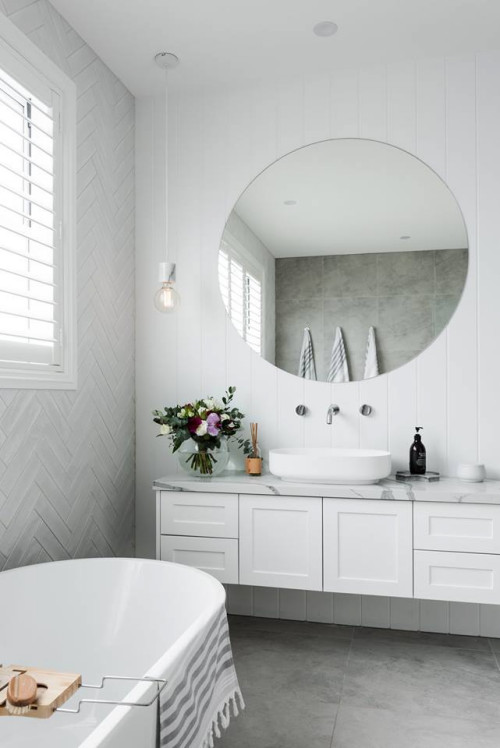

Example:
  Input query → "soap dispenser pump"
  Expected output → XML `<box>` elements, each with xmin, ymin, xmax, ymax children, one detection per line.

<box><xmin>410</xmin><ymin>427</ymin><xmax>426</xmax><ymax>475</ymax></box>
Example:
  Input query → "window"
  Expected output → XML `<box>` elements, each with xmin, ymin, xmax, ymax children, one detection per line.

<box><xmin>0</xmin><ymin>16</ymin><xmax>76</xmax><ymax>388</ymax></box>
<box><xmin>219</xmin><ymin>240</ymin><xmax>262</xmax><ymax>356</ymax></box>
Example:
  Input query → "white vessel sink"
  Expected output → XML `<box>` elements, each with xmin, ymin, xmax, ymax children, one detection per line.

<box><xmin>269</xmin><ymin>447</ymin><xmax>392</xmax><ymax>485</ymax></box>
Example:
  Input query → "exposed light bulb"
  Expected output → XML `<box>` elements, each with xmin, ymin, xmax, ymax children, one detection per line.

<box><xmin>154</xmin><ymin>281</ymin><xmax>179</xmax><ymax>313</ymax></box>
<box><xmin>154</xmin><ymin>262</ymin><xmax>179</xmax><ymax>313</ymax></box>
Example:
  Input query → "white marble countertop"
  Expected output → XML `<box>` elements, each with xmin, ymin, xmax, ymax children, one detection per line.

<box><xmin>153</xmin><ymin>472</ymin><xmax>500</xmax><ymax>504</ymax></box>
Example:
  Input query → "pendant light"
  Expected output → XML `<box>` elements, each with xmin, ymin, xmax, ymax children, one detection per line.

<box><xmin>153</xmin><ymin>52</ymin><xmax>180</xmax><ymax>313</ymax></box>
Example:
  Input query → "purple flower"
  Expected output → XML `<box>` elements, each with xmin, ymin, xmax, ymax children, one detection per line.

<box><xmin>206</xmin><ymin>412</ymin><xmax>221</xmax><ymax>436</ymax></box>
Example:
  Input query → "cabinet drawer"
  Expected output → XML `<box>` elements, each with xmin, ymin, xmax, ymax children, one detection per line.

<box><xmin>414</xmin><ymin>550</ymin><xmax>500</xmax><ymax>604</ymax></box>
<box><xmin>414</xmin><ymin>502</ymin><xmax>500</xmax><ymax>554</ymax></box>
<box><xmin>160</xmin><ymin>491</ymin><xmax>238</xmax><ymax>538</ymax></box>
<box><xmin>160</xmin><ymin>535</ymin><xmax>238</xmax><ymax>584</ymax></box>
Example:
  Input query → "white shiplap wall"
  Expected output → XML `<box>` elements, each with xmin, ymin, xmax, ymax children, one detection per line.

<box><xmin>135</xmin><ymin>52</ymin><xmax>500</xmax><ymax>636</ymax></box>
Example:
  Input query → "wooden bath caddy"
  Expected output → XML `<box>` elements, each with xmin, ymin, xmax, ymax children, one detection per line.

<box><xmin>0</xmin><ymin>665</ymin><xmax>81</xmax><ymax>719</ymax></box>
<box><xmin>0</xmin><ymin>666</ymin><xmax>168</xmax><ymax>718</ymax></box>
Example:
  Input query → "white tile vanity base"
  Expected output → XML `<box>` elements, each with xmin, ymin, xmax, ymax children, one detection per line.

<box><xmin>154</xmin><ymin>475</ymin><xmax>500</xmax><ymax>635</ymax></box>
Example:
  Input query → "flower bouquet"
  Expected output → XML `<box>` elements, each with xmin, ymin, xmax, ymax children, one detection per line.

<box><xmin>153</xmin><ymin>386</ymin><xmax>250</xmax><ymax>477</ymax></box>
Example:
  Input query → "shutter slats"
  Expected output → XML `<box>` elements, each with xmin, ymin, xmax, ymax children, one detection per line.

<box><xmin>0</xmin><ymin>117</ymin><xmax>53</xmax><ymax>158</ymax></box>
<box><xmin>0</xmin><ymin>93</ymin><xmax>53</xmax><ymax>138</ymax></box>
<box><xmin>0</xmin><ymin>244</ymin><xmax>54</xmax><ymax>269</ymax></box>
<box><xmin>1</xmin><ymin>307</ymin><xmax>55</xmax><ymax>324</ymax></box>
<box><xmin>0</xmin><ymin>329</ymin><xmax>56</xmax><ymax>343</ymax></box>
<box><xmin>0</xmin><ymin>287</ymin><xmax>57</xmax><ymax>306</ymax></box>
<box><xmin>0</xmin><ymin>161</ymin><xmax>53</xmax><ymax>195</ymax></box>
<box><xmin>0</xmin><ymin>202</ymin><xmax>54</xmax><ymax>232</ymax></box>
<box><xmin>0</xmin><ymin>180</ymin><xmax>55</xmax><ymax>215</ymax></box>
<box><xmin>0</xmin><ymin>74</ymin><xmax>51</xmax><ymax>117</ymax></box>
<box><xmin>0</xmin><ymin>140</ymin><xmax>54</xmax><ymax>177</ymax></box>
<box><xmin>0</xmin><ymin>223</ymin><xmax>56</xmax><ymax>251</ymax></box>
<box><xmin>218</xmin><ymin>244</ymin><xmax>262</xmax><ymax>356</ymax></box>
<box><xmin>0</xmin><ymin>265</ymin><xmax>55</xmax><ymax>287</ymax></box>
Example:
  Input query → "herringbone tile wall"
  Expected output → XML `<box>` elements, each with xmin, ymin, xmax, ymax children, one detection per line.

<box><xmin>0</xmin><ymin>0</ymin><xmax>135</xmax><ymax>568</ymax></box>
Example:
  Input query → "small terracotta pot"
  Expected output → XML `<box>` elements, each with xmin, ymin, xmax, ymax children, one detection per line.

<box><xmin>245</xmin><ymin>457</ymin><xmax>263</xmax><ymax>476</ymax></box>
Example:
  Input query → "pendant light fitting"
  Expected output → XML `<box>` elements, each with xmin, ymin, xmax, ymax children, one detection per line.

<box><xmin>153</xmin><ymin>51</ymin><xmax>180</xmax><ymax>313</ymax></box>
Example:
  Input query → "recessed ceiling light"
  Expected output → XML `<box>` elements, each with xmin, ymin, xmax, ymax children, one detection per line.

<box><xmin>154</xmin><ymin>52</ymin><xmax>180</xmax><ymax>69</ymax></box>
<box><xmin>284</xmin><ymin>200</ymin><xmax>297</xmax><ymax>205</ymax></box>
<box><xmin>313</xmin><ymin>21</ymin><xmax>339</xmax><ymax>38</ymax></box>
<box><xmin>400</xmin><ymin>235</ymin><xmax>411</xmax><ymax>240</ymax></box>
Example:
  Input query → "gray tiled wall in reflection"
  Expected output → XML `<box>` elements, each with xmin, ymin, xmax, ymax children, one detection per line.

<box><xmin>275</xmin><ymin>249</ymin><xmax>468</xmax><ymax>381</ymax></box>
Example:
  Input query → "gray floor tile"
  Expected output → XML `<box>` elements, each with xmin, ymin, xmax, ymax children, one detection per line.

<box><xmin>217</xmin><ymin>692</ymin><xmax>338</xmax><ymax>748</ymax></box>
<box><xmin>217</xmin><ymin>616</ymin><xmax>500</xmax><ymax>748</ymax></box>
<box><xmin>488</xmin><ymin>637</ymin><xmax>500</xmax><ymax>653</ymax></box>
<box><xmin>353</xmin><ymin>625</ymin><xmax>491</xmax><ymax>651</ymax></box>
<box><xmin>342</xmin><ymin>637</ymin><xmax>500</xmax><ymax>722</ymax></box>
<box><xmin>331</xmin><ymin>705</ymin><xmax>500</xmax><ymax>748</ymax></box>
<box><xmin>217</xmin><ymin>616</ymin><xmax>350</xmax><ymax>748</ymax></box>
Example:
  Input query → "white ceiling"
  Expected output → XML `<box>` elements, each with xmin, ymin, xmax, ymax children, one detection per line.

<box><xmin>234</xmin><ymin>139</ymin><xmax>467</xmax><ymax>257</ymax></box>
<box><xmin>48</xmin><ymin>0</ymin><xmax>500</xmax><ymax>96</ymax></box>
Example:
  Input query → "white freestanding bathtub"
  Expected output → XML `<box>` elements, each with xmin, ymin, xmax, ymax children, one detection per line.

<box><xmin>0</xmin><ymin>557</ymin><xmax>226</xmax><ymax>747</ymax></box>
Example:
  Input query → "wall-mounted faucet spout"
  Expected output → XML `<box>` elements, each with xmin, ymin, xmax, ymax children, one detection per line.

<box><xmin>326</xmin><ymin>404</ymin><xmax>340</xmax><ymax>424</ymax></box>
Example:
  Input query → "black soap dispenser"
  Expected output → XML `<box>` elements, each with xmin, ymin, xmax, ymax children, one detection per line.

<box><xmin>410</xmin><ymin>427</ymin><xmax>426</xmax><ymax>475</ymax></box>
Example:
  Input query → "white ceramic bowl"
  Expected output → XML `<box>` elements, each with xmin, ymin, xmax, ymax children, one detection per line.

<box><xmin>269</xmin><ymin>447</ymin><xmax>392</xmax><ymax>485</ymax></box>
<box><xmin>457</xmin><ymin>463</ymin><xmax>486</xmax><ymax>483</ymax></box>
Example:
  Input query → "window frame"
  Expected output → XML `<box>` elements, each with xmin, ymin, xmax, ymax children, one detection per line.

<box><xmin>0</xmin><ymin>14</ymin><xmax>76</xmax><ymax>389</ymax></box>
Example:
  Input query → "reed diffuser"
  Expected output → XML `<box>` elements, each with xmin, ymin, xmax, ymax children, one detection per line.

<box><xmin>245</xmin><ymin>423</ymin><xmax>262</xmax><ymax>476</ymax></box>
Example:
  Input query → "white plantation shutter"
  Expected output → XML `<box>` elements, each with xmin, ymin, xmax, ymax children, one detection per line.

<box><xmin>219</xmin><ymin>243</ymin><xmax>262</xmax><ymax>355</ymax></box>
<box><xmin>0</xmin><ymin>67</ymin><xmax>60</xmax><ymax>369</ymax></box>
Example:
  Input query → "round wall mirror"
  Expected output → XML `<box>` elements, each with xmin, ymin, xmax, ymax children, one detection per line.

<box><xmin>218</xmin><ymin>138</ymin><xmax>468</xmax><ymax>383</ymax></box>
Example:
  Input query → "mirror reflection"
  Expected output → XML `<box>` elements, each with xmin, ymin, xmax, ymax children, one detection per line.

<box><xmin>219</xmin><ymin>139</ymin><xmax>468</xmax><ymax>382</ymax></box>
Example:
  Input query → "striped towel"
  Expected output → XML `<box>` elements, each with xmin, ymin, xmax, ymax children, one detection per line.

<box><xmin>159</xmin><ymin>605</ymin><xmax>244</xmax><ymax>748</ymax></box>
<box><xmin>327</xmin><ymin>326</ymin><xmax>349</xmax><ymax>383</ymax></box>
<box><xmin>363</xmin><ymin>326</ymin><xmax>379</xmax><ymax>379</ymax></box>
<box><xmin>297</xmin><ymin>327</ymin><xmax>317</xmax><ymax>380</ymax></box>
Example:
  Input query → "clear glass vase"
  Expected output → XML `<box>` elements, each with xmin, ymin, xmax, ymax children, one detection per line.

<box><xmin>176</xmin><ymin>438</ymin><xmax>229</xmax><ymax>478</ymax></box>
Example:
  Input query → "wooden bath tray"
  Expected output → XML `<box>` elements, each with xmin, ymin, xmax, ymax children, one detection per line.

<box><xmin>0</xmin><ymin>665</ymin><xmax>81</xmax><ymax>719</ymax></box>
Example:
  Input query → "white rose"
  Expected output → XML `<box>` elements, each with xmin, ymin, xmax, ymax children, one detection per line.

<box><xmin>204</xmin><ymin>398</ymin><xmax>215</xmax><ymax>410</ymax></box>
<box><xmin>195</xmin><ymin>420</ymin><xmax>208</xmax><ymax>436</ymax></box>
<box><xmin>159</xmin><ymin>423</ymin><xmax>171</xmax><ymax>436</ymax></box>
<box><xmin>220</xmin><ymin>413</ymin><xmax>230</xmax><ymax>421</ymax></box>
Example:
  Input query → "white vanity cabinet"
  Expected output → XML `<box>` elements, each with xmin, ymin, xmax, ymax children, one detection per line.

<box><xmin>155</xmin><ymin>479</ymin><xmax>500</xmax><ymax>606</ymax></box>
<box><xmin>239</xmin><ymin>494</ymin><xmax>322</xmax><ymax>590</ymax></box>
<box><xmin>323</xmin><ymin>498</ymin><xmax>413</xmax><ymax>597</ymax></box>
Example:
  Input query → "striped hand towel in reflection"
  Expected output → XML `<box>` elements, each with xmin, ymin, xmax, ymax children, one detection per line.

<box><xmin>363</xmin><ymin>326</ymin><xmax>379</xmax><ymax>379</ymax></box>
<box><xmin>327</xmin><ymin>326</ymin><xmax>350</xmax><ymax>383</ymax></box>
<box><xmin>298</xmin><ymin>326</ymin><xmax>317</xmax><ymax>380</ymax></box>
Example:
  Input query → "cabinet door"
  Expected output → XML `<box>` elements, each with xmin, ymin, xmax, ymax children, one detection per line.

<box><xmin>323</xmin><ymin>498</ymin><xmax>413</xmax><ymax>597</ymax></box>
<box><xmin>160</xmin><ymin>535</ymin><xmax>238</xmax><ymax>584</ymax></box>
<box><xmin>239</xmin><ymin>495</ymin><xmax>322</xmax><ymax>590</ymax></box>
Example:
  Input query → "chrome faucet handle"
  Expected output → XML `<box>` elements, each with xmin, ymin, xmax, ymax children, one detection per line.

<box><xmin>326</xmin><ymin>404</ymin><xmax>340</xmax><ymax>424</ymax></box>
<box><xmin>359</xmin><ymin>404</ymin><xmax>373</xmax><ymax>416</ymax></box>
